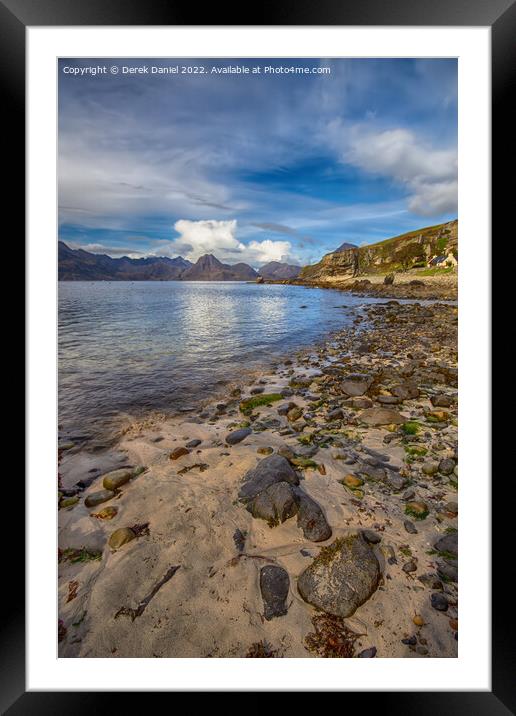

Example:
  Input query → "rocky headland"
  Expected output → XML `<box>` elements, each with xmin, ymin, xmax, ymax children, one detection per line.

<box><xmin>58</xmin><ymin>297</ymin><xmax>458</xmax><ymax>658</ymax></box>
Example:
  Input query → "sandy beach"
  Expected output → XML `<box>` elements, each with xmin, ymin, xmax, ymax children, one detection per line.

<box><xmin>58</xmin><ymin>298</ymin><xmax>458</xmax><ymax>658</ymax></box>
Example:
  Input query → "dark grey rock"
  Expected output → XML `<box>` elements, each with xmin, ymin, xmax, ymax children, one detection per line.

<box><xmin>404</xmin><ymin>520</ymin><xmax>418</xmax><ymax>534</ymax></box>
<box><xmin>377</xmin><ymin>396</ymin><xmax>401</xmax><ymax>405</ymax></box>
<box><xmin>386</xmin><ymin>473</ymin><xmax>407</xmax><ymax>491</ymax></box>
<box><xmin>430</xmin><ymin>592</ymin><xmax>449</xmax><ymax>611</ymax></box>
<box><xmin>392</xmin><ymin>383</ymin><xmax>420</xmax><ymax>400</ymax></box>
<box><xmin>327</xmin><ymin>408</ymin><xmax>344</xmax><ymax>420</ymax></box>
<box><xmin>357</xmin><ymin>647</ymin><xmax>377</xmax><ymax>657</ymax></box>
<box><xmin>260</xmin><ymin>565</ymin><xmax>290</xmax><ymax>620</ymax></box>
<box><xmin>186</xmin><ymin>439</ymin><xmax>202</xmax><ymax>448</ymax></box>
<box><xmin>362</xmin><ymin>530</ymin><xmax>382</xmax><ymax>544</ymax></box>
<box><xmin>246</xmin><ymin>482</ymin><xmax>298</xmax><ymax>526</ymax></box>
<box><xmin>439</xmin><ymin>458</ymin><xmax>455</xmax><ymax>475</ymax></box>
<box><xmin>434</xmin><ymin>532</ymin><xmax>458</xmax><ymax>556</ymax></box>
<box><xmin>402</xmin><ymin>636</ymin><xmax>417</xmax><ymax>646</ymax></box>
<box><xmin>226</xmin><ymin>428</ymin><xmax>252</xmax><ymax>445</ymax></box>
<box><xmin>294</xmin><ymin>488</ymin><xmax>332</xmax><ymax>542</ymax></box>
<box><xmin>297</xmin><ymin>534</ymin><xmax>380</xmax><ymax>618</ymax></box>
<box><xmin>431</xmin><ymin>394</ymin><xmax>453</xmax><ymax>408</ymax></box>
<box><xmin>239</xmin><ymin>455</ymin><xmax>299</xmax><ymax>502</ymax></box>
<box><xmin>402</xmin><ymin>561</ymin><xmax>417</xmax><ymax>573</ymax></box>
<box><xmin>418</xmin><ymin>574</ymin><xmax>443</xmax><ymax>590</ymax></box>
<box><xmin>436</xmin><ymin>559</ymin><xmax>458</xmax><ymax>583</ymax></box>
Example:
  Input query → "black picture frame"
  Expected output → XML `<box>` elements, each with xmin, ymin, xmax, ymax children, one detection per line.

<box><xmin>5</xmin><ymin>0</ymin><xmax>510</xmax><ymax>709</ymax></box>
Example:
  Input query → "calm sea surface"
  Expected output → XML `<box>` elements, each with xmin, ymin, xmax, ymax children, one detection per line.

<box><xmin>58</xmin><ymin>281</ymin><xmax>384</xmax><ymax>439</ymax></box>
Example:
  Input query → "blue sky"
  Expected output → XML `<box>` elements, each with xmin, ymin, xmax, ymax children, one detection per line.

<box><xmin>58</xmin><ymin>58</ymin><xmax>457</xmax><ymax>266</ymax></box>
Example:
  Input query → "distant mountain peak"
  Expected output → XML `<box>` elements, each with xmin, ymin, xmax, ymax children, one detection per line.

<box><xmin>258</xmin><ymin>261</ymin><xmax>301</xmax><ymax>280</ymax></box>
<box><xmin>194</xmin><ymin>253</ymin><xmax>224</xmax><ymax>267</ymax></box>
<box><xmin>334</xmin><ymin>241</ymin><xmax>359</xmax><ymax>253</ymax></box>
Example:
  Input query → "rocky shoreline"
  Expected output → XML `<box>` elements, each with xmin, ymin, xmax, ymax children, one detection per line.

<box><xmin>268</xmin><ymin>277</ymin><xmax>457</xmax><ymax>302</ymax></box>
<box><xmin>58</xmin><ymin>298</ymin><xmax>458</xmax><ymax>658</ymax></box>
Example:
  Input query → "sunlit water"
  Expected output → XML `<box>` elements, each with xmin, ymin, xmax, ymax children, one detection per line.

<box><xmin>58</xmin><ymin>281</ymin><xmax>386</xmax><ymax>440</ymax></box>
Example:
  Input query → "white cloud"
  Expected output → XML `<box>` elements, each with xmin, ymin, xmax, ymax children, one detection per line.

<box><xmin>163</xmin><ymin>219</ymin><xmax>294</xmax><ymax>266</ymax></box>
<box><xmin>327</xmin><ymin>122</ymin><xmax>457</xmax><ymax>216</ymax></box>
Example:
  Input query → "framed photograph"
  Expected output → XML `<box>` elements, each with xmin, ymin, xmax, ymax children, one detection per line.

<box><xmin>6</xmin><ymin>0</ymin><xmax>510</xmax><ymax>708</ymax></box>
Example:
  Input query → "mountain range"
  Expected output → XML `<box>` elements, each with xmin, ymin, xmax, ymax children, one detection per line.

<box><xmin>58</xmin><ymin>241</ymin><xmax>301</xmax><ymax>281</ymax></box>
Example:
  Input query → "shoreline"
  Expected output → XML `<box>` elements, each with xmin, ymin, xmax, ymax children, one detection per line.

<box><xmin>264</xmin><ymin>272</ymin><xmax>458</xmax><ymax>302</ymax></box>
<box><xmin>58</xmin><ymin>298</ymin><xmax>458</xmax><ymax>658</ymax></box>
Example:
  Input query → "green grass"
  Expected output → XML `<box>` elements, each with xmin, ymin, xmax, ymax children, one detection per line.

<box><xmin>417</xmin><ymin>266</ymin><xmax>455</xmax><ymax>276</ymax></box>
<box><xmin>239</xmin><ymin>393</ymin><xmax>282</xmax><ymax>415</ymax></box>
<box><xmin>401</xmin><ymin>421</ymin><xmax>421</xmax><ymax>436</ymax></box>
<box><xmin>436</xmin><ymin>236</ymin><xmax>448</xmax><ymax>253</ymax></box>
<box><xmin>405</xmin><ymin>504</ymin><xmax>429</xmax><ymax>520</ymax></box>
<box><xmin>59</xmin><ymin>547</ymin><xmax>102</xmax><ymax>564</ymax></box>
<box><xmin>404</xmin><ymin>445</ymin><xmax>427</xmax><ymax>457</ymax></box>
<box><xmin>437</xmin><ymin>550</ymin><xmax>457</xmax><ymax>561</ymax></box>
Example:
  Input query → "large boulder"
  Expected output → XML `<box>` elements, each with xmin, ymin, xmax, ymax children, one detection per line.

<box><xmin>260</xmin><ymin>565</ymin><xmax>290</xmax><ymax>620</ymax></box>
<box><xmin>297</xmin><ymin>533</ymin><xmax>380</xmax><ymax>617</ymax></box>
<box><xmin>294</xmin><ymin>489</ymin><xmax>331</xmax><ymax>542</ymax></box>
<box><xmin>341</xmin><ymin>374</ymin><xmax>373</xmax><ymax>397</ymax></box>
<box><xmin>246</xmin><ymin>482</ymin><xmax>298</xmax><ymax>526</ymax></box>
<box><xmin>238</xmin><ymin>455</ymin><xmax>299</xmax><ymax>502</ymax></box>
<box><xmin>358</xmin><ymin>407</ymin><xmax>406</xmax><ymax>426</ymax></box>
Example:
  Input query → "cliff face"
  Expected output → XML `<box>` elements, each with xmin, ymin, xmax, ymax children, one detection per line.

<box><xmin>300</xmin><ymin>220</ymin><xmax>458</xmax><ymax>282</ymax></box>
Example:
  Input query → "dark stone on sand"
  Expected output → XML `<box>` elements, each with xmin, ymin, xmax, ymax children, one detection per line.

<box><xmin>260</xmin><ymin>565</ymin><xmax>290</xmax><ymax>620</ymax></box>
<box><xmin>402</xmin><ymin>636</ymin><xmax>417</xmax><ymax>646</ymax></box>
<box><xmin>357</xmin><ymin>647</ymin><xmax>377</xmax><ymax>658</ymax></box>
<box><xmin>294</xmin><ymin>488</ymin><xmax>332</xmax><ymax>542</ymax></box>
<box><xmin>238</xmin><ymin>455</ymin><xmax>299</xmax><ymax>502</ymax></box>
<box><xmin>437</xmin><ymin>559</ymin><xmax>458</xmax><ymax>583</ymax></box>
<box><xmin>434</xmin><ymin>532</ymin><xmax>458</xmax><ymax>556</ymax></box>
<box><xmin>226</xmin><ymin>428</ymin><xmax>252</xmax><ymax>445</ymax></box>
<box><xmin>297</xmin><ymin>534</ymin><xmax>380</xmax><ymax>618</ymax></box>
<box><xmin>430</xmin><ymin>592</ymin><xmax>449</xmax><ymax>611</ymax></box>
<box><xmin>404</xmin><ymin>520</ymin><xmax>418</xmax><ymax>534</ymax></box>
<box><xmin>362</xmin><ymin>530</ymin><xmax>382</xmax><ymax>544</ymax></box>
<box><xmin>246</xmin><ymin>481</ymin><xmax>298</xmax><ymax>526</ymax></box>
<box><xmin>186</xmin><ymin>439</ymin><xmax>202</xmax><ymax>448</ymax></box>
